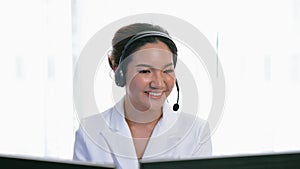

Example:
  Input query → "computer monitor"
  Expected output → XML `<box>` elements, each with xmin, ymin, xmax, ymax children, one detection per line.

<box><xmin>140</xmin><ymin>151</ymin><xmax>300</xmax><ymax>169</ymax></box>
<box><xmin>0</xmin><ymin>154</ymin><xmax>115</xmax><ymax>169</ymax></box>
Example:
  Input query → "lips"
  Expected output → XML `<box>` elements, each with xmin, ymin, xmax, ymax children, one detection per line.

<box><xmin>144</xmin><ymin>91</ymin><xmax>163</xmax><ymax>97</ymax></box>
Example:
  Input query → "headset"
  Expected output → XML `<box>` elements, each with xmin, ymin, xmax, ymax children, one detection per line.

<box><xmin>114</xmin><ymin>31</ymin><xmax>180</xmax><ymax>111</ymax></box>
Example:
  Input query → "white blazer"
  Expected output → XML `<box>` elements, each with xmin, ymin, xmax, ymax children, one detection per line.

<box><xmin>73</xmin><ymin>98</ymin><xmax>212</xmax><ymax>169</ymax></box>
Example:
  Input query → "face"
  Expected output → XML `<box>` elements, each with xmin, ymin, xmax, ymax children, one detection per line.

<box><xmin>124</xmin><ymin>41</ymin><xmax>176</xmax><ymax>112</ymax></box>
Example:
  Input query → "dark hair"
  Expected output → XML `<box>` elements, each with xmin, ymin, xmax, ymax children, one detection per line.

<box><xmin>108</xmin><ymin>23</ymin><xmax>178</xmax><ymax>71</ymax></box>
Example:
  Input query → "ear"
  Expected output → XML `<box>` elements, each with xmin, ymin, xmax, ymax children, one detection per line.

<box><xmin>112</xmin><ymin>65</ymin><xmax>118</xmax><ymax>72</ymax></box>
<box><xmin>108</xmin><ymin>54</ymin><xmax>118</xmax><ymax>72</ymax></box>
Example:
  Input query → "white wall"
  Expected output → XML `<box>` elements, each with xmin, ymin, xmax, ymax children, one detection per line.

<box><xmin>0</xmin><ymin>0</ymin><xmax>299</xmax><ymax>160</ymax></box>
<box><xmin>73</xmin><ymin>0</ymin><xmax>300</xmax><ymax>156</ymax></box>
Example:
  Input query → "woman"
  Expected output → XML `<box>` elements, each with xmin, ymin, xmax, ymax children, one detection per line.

<box><xmin>73</xmin><ymin>23</ymin><xmax>212</xmax><ymax>169</ymax></box>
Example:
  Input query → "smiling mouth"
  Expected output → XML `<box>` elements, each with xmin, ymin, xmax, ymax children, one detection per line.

<box><xmin>145</xmin><ymin>91</ymin><xmax>163</xmax><ymax>97</ymax></box>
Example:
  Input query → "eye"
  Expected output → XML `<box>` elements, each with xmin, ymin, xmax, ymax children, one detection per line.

<box><xmin>163</xmin><ymin>69</ymin><xmax>174</xmax><ymax>73</ymax></box>
<box><xmin>138</xmin><ymin>70</ymin><xmax>151</xmax><ymax>74</ymax></box>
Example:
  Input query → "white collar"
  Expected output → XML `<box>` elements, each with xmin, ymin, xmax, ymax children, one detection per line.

<box><xmin>108</xmin><ymin>97</ymin><xmax>179</xmax><ymax>137</ymax></box>
<box><xmin>98</xmin><ymin>97</ymin><xmax>185</xmax><ymax>160</ymax></box>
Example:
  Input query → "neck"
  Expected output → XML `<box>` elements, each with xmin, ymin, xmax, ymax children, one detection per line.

<box><xmin>124</xmin><ymin>96</ymin><xmax>163</xmax><ymax>124</ymax></box>
<box><xmin>125</xmin><ymin>113</ymin><xmax>162</xmax><ymax>128</ymax></box>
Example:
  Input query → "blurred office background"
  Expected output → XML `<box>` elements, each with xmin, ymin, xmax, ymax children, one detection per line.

<box><xmin>0</xmin><ymin>0</ymin><xmax>299</xmax><ymax>160</ymax></box>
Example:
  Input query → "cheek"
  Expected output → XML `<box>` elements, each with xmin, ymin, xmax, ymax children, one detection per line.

<box><xmin>166</xmin><ymin>76</ymin><xmax>176</xmax><ymax>89</ymax></box>
<box><xmin>128</xmin><ymin>75</ymin><xmax>150</xmax><ymax>92</ymax></box>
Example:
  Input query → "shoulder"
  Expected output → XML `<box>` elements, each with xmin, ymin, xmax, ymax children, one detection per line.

<box><xmin>177</xmin><ymin>112</ymin><xmax>210</xmax><ymax>138</ymax></box>
<box><xmin>78</xmin><ymin>106</ymin><xmax>115</xmax><ymax>135</ymax></box>
<box><xmin>74</xmin><ymin>106</ymin><xmax>116</xmax><ymax>150</ymax></box>
<box><xmin>178</xmin><ymin>112</ymin><xmax>208</xmax><ymax>128</ymax></box>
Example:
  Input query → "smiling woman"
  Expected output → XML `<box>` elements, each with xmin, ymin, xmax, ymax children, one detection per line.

<box><xmin>125</xmin><ymin>43</ymin><xmax>176</xmax><ymax>119</ymax></box>
<box><xmin>73</xmin><ymin>23</ymin><xmax>212</xmax><ymax>169</ymax></box>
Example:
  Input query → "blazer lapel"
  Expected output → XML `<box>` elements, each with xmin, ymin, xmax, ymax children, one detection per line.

<box><xmin>142</xmin><ymin>103</ymin><xmax>189</xmax><ymax>159</ymax></box>
<box><xmin>98</xmin><ymin>97</ymin><xmax>138</xmax><ymax>168</ymax></box>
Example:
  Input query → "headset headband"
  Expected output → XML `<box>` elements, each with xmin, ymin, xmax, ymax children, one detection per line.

<box><xmin>118</xmin><ymin>31</ymin><xmax>177</xmax><ymax>65</ymax></box>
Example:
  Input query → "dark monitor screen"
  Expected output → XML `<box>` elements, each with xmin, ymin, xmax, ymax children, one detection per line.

<box><xmin>140</xmin><ymin>151</ymin><xmax>300</xmax><ymax>169</ymax></box>
<box><xmin>0</xmin><ymin>155</ymin><xmax>115</xmax><ymax>169</ymax></box>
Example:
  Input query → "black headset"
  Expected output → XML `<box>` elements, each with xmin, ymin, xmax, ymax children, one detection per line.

<box><xmin>114</xmin><ymin>31</ymin><xmax>180</xmax><ymax>111</ymax></box>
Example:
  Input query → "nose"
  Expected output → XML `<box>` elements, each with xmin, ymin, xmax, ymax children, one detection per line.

<box><xmin>150</xmin><ymin>70</ymin><xmax>165</xmax><ymax>89</ymax></box>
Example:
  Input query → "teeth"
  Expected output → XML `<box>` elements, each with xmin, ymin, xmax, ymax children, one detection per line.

<box><xmin>148</xmin><ymin>92</ymin><xmax>162</xmax><ymax>96</ymax></box>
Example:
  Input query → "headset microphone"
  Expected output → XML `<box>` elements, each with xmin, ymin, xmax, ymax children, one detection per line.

<box><xmin>173</xmin><ymin>80</ymin><xmax>180</xmax><ymax>111</ymax></box>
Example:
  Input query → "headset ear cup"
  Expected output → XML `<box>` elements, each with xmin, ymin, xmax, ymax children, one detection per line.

<box><xmin>115</xmin><ymin>68</ymin><xmax>125</xmax><ymax>87</ymax></box>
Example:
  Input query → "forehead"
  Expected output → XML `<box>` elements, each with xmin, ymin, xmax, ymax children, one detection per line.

<box><xmin>129</xmin><ymin>42</ymin><xmax>174</xmax><ymax>67</ymax></box>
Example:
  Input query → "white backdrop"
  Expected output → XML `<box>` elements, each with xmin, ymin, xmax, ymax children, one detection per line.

<box><xmin>0</xmin><ymin>0</ymin><xmax>299</xmax><ymax>160</ymax></box>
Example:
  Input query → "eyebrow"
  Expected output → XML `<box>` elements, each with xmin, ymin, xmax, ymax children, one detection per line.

<box><xmin>135</xmin><ymin>63</ymin><xmax>174</xmax><ymax>69</ymax></box>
